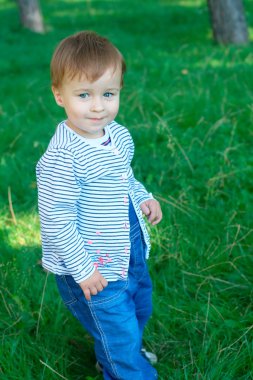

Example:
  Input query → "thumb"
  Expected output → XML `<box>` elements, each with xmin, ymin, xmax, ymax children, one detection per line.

<box><xmin>141</xmin><ymin>202</ymin><xmax>151</xmax><ymax>216</ymax></box>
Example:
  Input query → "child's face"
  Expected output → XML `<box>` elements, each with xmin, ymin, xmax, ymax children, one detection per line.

<box><xmin>52</xmin><ymin>66</ymin><xmax>122</xmax><ymax>139</ymax></box>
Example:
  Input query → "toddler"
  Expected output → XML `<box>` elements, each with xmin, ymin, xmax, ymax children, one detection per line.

<box><xmin>36</xmin><ymin>31</ymin><xmax>162</xmax><ymax>380</ymax></box>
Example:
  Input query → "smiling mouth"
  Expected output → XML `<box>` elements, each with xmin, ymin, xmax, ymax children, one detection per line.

<box><xmin>89</xmin><ymin>117</ymin><xmax>105</xmax><ymax>121</ymax></box>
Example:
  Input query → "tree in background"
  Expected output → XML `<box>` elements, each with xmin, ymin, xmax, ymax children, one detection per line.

<box><xmin>208</xmin><ymin>0</ymin><xmax>249</xmax><ymax>44</ymax></box>
<box><xmin>17</xmin><ymin>0</ymin><xmax>44</xmax><ymax>33</ymax></box>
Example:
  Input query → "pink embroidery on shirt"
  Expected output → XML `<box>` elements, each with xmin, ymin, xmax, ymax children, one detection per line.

<box><xmin>105</xmin><ymin>254</ymin><xmax>112</xmax><ymax>263</ymax></box>
<box><xmin>87</xmin><ymin>240</ymin><xmax>93</xmax><ymax>245</ymax></box>
<box><xmin>124</xmin><ymin>247</ymin><xmax>129</xmax><ymax>254</ymax></box>
<box><xmin>96</xmin><ymin>231</ymin><xmax>101</xmax><ymax>235</ymax></box>
<box><xmin>124</xmin><ymin>196</ymin><xmax>128</xmax><ymax>204</ymax></box>
<box><xmin>96</xmin><ymin>249</ymin><xmax>101</xmax><ymax>254</ymax></box>
<box><xmin>99</xmin><ymin>257</ymin><xmax>105</xmax><ymax>265</ymax></box>
<box><xmin>93</xmin><ymin>262</ymin><xmax>99</xmax><ymax>269</ymax></box>
<box><xmin>122</xmin><ymin>269</ymin><xmax>126</xmax><ymax>277</ymax></box>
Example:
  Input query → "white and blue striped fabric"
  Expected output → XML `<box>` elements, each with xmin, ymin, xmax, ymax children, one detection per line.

<box><xmin>36</xmin><ymin>121</ymin><xmax>153</xmax><ymax>283</ymax></box>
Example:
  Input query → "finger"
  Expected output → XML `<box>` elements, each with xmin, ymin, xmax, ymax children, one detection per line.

<box><xmin>96</xmin><ymin>282</ymin><xmax>104</xmax><ymax>292</ymax></box>
<box><xmin>152</xmin><ymin>215</ymin><xmax>162</xmax><ymax>225</ymax></box>
<box><xmin>147</xmin><ymin>206</ymin><xmax>156</xmax><ymax>223</ymax></box>
<box><xmin>84</xmin><ymin>288</ymin><xmax>91</xmax><ymax>301</ymax></box>
<box><xmin>141</xmin><ymin>203</ymin><xmax>151</xmax><ymax>216</ymax></box>
<box><xmin>90</xmin><ymin>286</ymin><xmax>98</xmax><ymax>296</ymax></box>
<box><xmin>100</xmin><ymin>278</ymin><xmax>108</xmax><ymax>288</ymax></box>
<box><xmin>151</xmin><ymin>211</ymin><xmax>162</xmax><ymax>225</ymax></box>
<box><xmin>147</xmin><ymin>203</ymin><xmax>159</xmax><ymax>223</ymax></box>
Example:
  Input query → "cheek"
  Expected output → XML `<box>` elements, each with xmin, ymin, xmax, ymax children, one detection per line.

<box><xmin>110</xmin><ymin>100</ymin><xmax>120</xmax><ymax>115</ymax></box>
<box><xmin>66</xmin><ymin>101</ymin><xmax>85</xmax><ymax>115</ymax></box>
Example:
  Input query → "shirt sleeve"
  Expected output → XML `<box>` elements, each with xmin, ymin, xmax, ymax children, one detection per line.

<box><xmin>127</xmin><ymin>130</ymin><xmax>154</xmax><ymax>206</ymax></box>
<box><xmin>130</xmin><ymin>171</ymin><xmax>154</xmax><ymax>206</ymax></box>
<box><xmin>36</xmin><ymin>148</ymin><xmax>95</xmax><ymax>283</ymax></box>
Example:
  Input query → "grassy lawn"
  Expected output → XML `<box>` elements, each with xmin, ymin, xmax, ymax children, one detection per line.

<box><xmin>0</xmin><ymin>0</ymin><xmax>253</xmax><ymax>379</ymax></box>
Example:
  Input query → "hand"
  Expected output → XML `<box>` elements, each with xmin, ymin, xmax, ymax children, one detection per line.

<box><xmin>79</xmin><ymin>269</ymin><xmax>108</xmax><ymax>301</ymax></box>
<box><xmin>140</xmin><ymin>199</ymin><xmax>162</xmax><ymax>225</ymax></box>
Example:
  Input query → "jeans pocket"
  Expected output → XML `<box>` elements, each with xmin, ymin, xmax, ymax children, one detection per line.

<box><xmin>55</xmin><ymin>275</ymin><xmax>79</xmax><ymax>306</ymax></box>
<box><xmin>89</xmin><ymin>279</ymin><xmax>128</xmax><ymax>308</ymax></box>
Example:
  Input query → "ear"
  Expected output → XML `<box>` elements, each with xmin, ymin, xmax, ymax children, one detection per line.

<box><xmin>52</xmin><ymin>86</ymin><xmax>64</xmax><ymax>107</ymax></box>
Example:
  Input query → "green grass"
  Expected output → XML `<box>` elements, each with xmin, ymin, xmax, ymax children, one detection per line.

<box><xmin>1</xmin><ymin>0</ymin><xmax>253</xmax><ymax>379</ymax></box>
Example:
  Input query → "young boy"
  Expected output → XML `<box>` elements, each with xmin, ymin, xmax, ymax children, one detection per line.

<box><xmin>36</xmin><ymin>31</ymin><xmax>162</xmax><ymax>379</ymax></box>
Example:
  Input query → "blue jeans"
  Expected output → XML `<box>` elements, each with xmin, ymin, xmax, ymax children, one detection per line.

<box><xmin>55</xmin><ymin>200</ymin><xmax>157</xmax><ymax>380</ymax></box>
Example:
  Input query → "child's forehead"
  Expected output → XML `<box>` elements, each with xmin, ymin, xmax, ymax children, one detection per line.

<box><xmin>64</xmin><ymin>65</ymin><xmax>121</xmax><ymax>86</ymax></box>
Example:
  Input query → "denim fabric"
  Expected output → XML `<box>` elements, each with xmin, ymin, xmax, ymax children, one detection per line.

<box><xmin>55</xmin><ymin>199</ymin><xmax>157</xmax><ymax>380</ymax></box>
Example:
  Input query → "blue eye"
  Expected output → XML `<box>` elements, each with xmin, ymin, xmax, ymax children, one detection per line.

<box><xmin>79</xmin><ymin>93</ymin><xmax>89</xmax><ymax>99</ymax></box>
<box><xmin>104</xmin><ymin>92</ymin><xmax>113</xmax><ymax>98</ymax></box>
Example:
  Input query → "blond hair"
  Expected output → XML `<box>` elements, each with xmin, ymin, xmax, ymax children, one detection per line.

<box><xmin>50</xmin><ymin>31</ymin><xmax>126</xmax><ymax>87</ymax></box>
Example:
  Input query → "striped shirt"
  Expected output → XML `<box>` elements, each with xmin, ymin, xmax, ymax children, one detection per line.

<box><xmin>36</xmin><ymin>121</ymin><xmax>153</xmax><ymax>283</ymax></box>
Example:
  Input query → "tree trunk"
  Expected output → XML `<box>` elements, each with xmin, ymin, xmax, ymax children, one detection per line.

<box><xmin>17</xmin><ymin>0</ymin><xmax>44</xmax><ymax>33</ymax></box>
<box><xmin>207</xmin><ymin>0</ymin><xmax>248</xmax><ymax>44</ymax></box>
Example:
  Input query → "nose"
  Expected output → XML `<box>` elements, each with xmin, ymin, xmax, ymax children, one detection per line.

<box><xmin>90</xmin><ymin>96</ymin><xmax>104</xmax><ymax>112</ymax></box>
